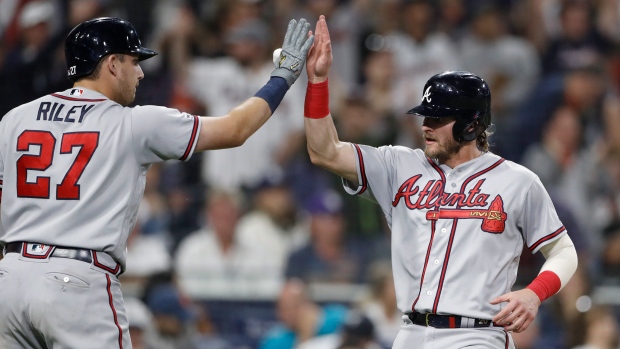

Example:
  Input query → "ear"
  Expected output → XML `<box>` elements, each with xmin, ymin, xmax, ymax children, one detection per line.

<box><xmin>105</xmin><ymin>55</ymin><xmax>119</xmax><ymax>77</ymax></box>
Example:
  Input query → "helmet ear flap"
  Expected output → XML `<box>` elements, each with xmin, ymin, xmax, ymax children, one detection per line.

<box><xmin>453</xmin><ymin>112</ymin><xmax>487</xmax><ymax>142</ymax></box>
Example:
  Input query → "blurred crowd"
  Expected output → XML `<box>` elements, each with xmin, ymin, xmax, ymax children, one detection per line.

<box><xmin>2</xmin><ymin>0</ymin><xmax>620</xmax><ymax>348</ymax></box>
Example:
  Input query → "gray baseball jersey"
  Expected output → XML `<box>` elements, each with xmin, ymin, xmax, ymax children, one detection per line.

<box><xmin>0</xmin><ymin>87</ymin><xmax>201</xmax><ymax>267</ymax></box>
<box><xmin>343</xmin><ymin>145</ymin><xmax>566</xmax><ymax>320</ymax></box>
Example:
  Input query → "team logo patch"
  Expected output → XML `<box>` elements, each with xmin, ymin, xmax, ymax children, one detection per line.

<box><xmin>26</xmin><ymin>243</ymin><xmax>52</xmax><ymax>256</ymax></box>
<box><xmin>69</xmin><ymin>88</ymin><xmax>84</xmax><ymax>96</ymax></box>
<box><xmin>425</xmin><ymin>195</ymin><xmax>507</xmax><ymax>234</ymax></box>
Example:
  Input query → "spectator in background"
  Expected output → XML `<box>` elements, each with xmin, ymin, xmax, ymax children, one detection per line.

<box><xmin>570</xmin><ymin>305</ymin><xmax>620</xmax><ymax>349</ymax></box>
<box><xmin>360</xmin><ymin>48</ymin><xmax>399</xmax><ymax>138</ymax></box>
<box><xmin>125</xmin><ymin>296</ymin><xmax>165</xmax><ymax>349</ymax></box>
<box><xmin>541</xmin><ymin>0</ymin><xmax>611</xmax><ymax>76</ymax></box>
<box><xmin>500</xmin><ymin>66</ymin><xmax>605</xmax><ymax>162</ymax></box>
<box><xmin>175</xmin><ymin>190</ymin><xmax>280</xmax><ymax>299</ymax></box>
<box><xmin>0</xmin><ymin>0</ymin><xmax>70</xmax><ymax>116</ymax></box>
<box><xmin>436</xmin><ymin>0</ymin><xmax>467</xmax><ymax>42</ymax></box>
<box><xmin>259</xmin><ymin>279</ymin><xmax>348</xmax><ymax>349</ymax></box>
<box><xmin>459</xmin><ymin>2</ymin><xmax>540</xmax><ymax>125</ymax></box>
<box><xmin>285</xmin><ymin>190</ymin><xmax>370</xmax><ymax>285</ymax></box>
<box><xmin>237</xmin><ymin>177</ymin><xmax>308</xmax><ymax>277</ymax></box>
<box><xmin>296</xmin><ymin>0</ymin><xmax>368</xmax><ymax>91</ymax></box>
<box><xmin>521</xmin><ymin>105</ymin><xmax>598</xmax><ymax>238</ymax></box>
<box><xmin>181</xmin><ymin>18</ymin><xmax>306</xmax><ymax>191</ymax></box>
<box><xmin>387</xmin><ymin>0</ymin><xmax>460</xmax><ymax>148</ymax></box>
<box><xmin>295</xmin><ymin>311</ymin><xmax>382</xmax><ymax>349</ymax></box>
<box><xmin>355</xmin><ymin>261</ymin><xmax>400</xmax><ymax>349</ymax></box>
<box><xmin>145</xmin><ymin>284</ymin><xmax>199</xmax><ymax>349</ymax></box>
<box><xmin>121</xmin><ymin>200</ymin><xmax>173</xmax><ymax>298</ymax></box>
<box><xmin>600</xmin><ymin>221</ymin><xmax>620</xmax><ymax>285</ymax></box>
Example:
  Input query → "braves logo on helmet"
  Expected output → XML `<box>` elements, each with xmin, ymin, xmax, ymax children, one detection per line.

<box><xmin>422</xmin><ymin>86</ymin><xmax>432</xmax><ymax>103</ymax></box>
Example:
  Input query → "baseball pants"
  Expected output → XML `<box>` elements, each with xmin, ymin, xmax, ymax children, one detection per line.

<box><xmin>0</xmin><ymin>251</ymin><xmax>131</xmax><ymax>349</ymax></box>
<box><xmin>392</xmin><ymin>318</ymin><xmax>515</xmax><ymax>349</ymax></box>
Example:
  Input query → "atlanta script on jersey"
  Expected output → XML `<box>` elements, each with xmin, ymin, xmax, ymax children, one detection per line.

<box><xmin>342</xmin><ymin>144</ymin><xmax>566</xmax><ymax>320</ymax></box>
<box><xmin>0</xmin><ymin>88</ymin><xmax>201</xmax><ymax>267</ymax></box>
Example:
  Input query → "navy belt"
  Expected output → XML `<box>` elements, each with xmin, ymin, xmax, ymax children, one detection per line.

<box><xmin>4</xmin><ymin>242</ymin><xmax>93</xmax><ymax>263</ymax></box>
<box><xmin>407</xmin><ymin>312</ymin><xmax>495</xmax><ymax>328</ymax></box>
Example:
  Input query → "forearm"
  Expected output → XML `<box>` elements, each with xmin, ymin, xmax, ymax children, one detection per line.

<box><xmin>527</xmin><ymin>234</ymin><xmax>578</xmax><ymax>301</ymax></box>
<box><xmin>305</xmin><ymin>115</ymin><xmax>345</xmax><ymax>166</ymax></box>
<box><xmin>304</xmin><ymin>81</ymin><xmax>357</xmax><ymax>182</ymax></box>
<box><xmin>195</xmin><ymin>96</ymin><xmax>272</xmax><ymax>151</ymax></box>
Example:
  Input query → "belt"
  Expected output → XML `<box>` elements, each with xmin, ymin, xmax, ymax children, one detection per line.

<box><xmin>3</xmin><ymin>242</ymin><xmax>122</xmax><ymax>276</ymax></box>
<box><xmin>406</xmin><ymin>312</ymin><xmax>495</xmax><ymax>328</ymax></box>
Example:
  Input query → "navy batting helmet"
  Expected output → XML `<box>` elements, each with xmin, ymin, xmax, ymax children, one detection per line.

<box><xmin>65</xmin><ymin>17</ymin><xmax>157</xmax><ymax>81</ymax></box>
<box><xmin>407</xmin><ymin>71</ymin><xmax>491</xmax><ymax>142</ymax></box>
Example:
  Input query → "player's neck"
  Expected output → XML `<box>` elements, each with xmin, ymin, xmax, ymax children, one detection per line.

<box><xmin>442</xmin><ymin>144</ymin><xmax>483</xmax><ymax>169</ymax></box>
<box><xmin>73</xmin><ymin>80</ymin><xmax>114</xmax><ymax>102</ymax></box>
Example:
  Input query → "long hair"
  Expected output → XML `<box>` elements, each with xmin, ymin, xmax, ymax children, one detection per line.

<box><xmin>476</xmin><ymin>126</ymin><xmax>494</xmax><ymax>152</ymax></box>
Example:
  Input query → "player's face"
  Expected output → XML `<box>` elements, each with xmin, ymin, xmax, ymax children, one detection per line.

<box><xmin>117</xmin><ymin>54</ymin><xmax>144</xmax><ymax>106</ymax></box>
<box><xmin>422</xmin><ymin>116</ymin><xmax>462</xmax><ymax>163</ymax></box>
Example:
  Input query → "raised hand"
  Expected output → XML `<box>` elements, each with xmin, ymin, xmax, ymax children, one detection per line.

<box><xmin>306</xmin><ymin>15</ymin><xmax>332</xmax><ymax>83</ymax></box>
<box><xmin>271</xmin><ymin>18</ymin><xmax>315</xmax><ymax>87</ymax></box>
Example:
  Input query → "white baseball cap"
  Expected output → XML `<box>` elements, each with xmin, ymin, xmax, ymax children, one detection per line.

<box><xmin>19</xmin><ymin>1</ymin><xmax>54</xmax><ymax>28</ymax></box>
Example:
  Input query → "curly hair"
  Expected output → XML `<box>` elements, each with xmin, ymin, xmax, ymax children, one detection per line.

<box><xmin>476</xmin><ymin>127</ymin><xmax>494</xmax><ymax>152</ymax></box>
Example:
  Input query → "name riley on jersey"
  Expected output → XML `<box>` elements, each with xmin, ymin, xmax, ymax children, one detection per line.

<box><xmin>35</xmin><ymin>102</ymin><xmax>94</xmax><ymax>123</ymax></box>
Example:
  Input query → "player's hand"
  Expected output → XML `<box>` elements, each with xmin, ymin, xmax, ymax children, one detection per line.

<box><xmin>490</xmin><ymin>288</ymin><xmax>541</xmax><ymax>333</ymax></box>
<box><xmin>306</xmin><ymin>15</ymin><xmax>332</xmax><ymax>83</ymax></box>
<box><xmin>271</xmin><ymin>18</ymin><xmax>314</xmax><ymax>87</ymax></box>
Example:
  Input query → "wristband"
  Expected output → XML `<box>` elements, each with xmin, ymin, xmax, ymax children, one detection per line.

<box><xmin>254</xmin><ymin>77</ymin><xmax>289</xmax><ymax>114</ymax></box>
<box><xmin>304</xmin><ymin>79</ymin><xmax>329</xmax><ymax>119</ymax></box>
<box><xmin>526</xmin><ymin>270</ymin><xmax>561</xmax><ymax>302</ymax></box>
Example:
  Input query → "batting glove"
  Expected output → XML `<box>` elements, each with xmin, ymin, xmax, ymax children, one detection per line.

<box><xmin>271</xmin><ymin>18</ymin><xmax>314</xmax><ymax>87</ymax></box>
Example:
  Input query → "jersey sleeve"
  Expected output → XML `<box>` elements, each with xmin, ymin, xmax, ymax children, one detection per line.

<box><xmin>342</xmin><ymin>143</ymin><xmax>397</xmax><ymax>224</ymax></box>
<box><xmin>518</xmin><ymin>176</ymin><xmax>567</xmax><ymax>254</ymax></box>
<box><xmin>130</xmin><ymin>105</ymin><xmax>201</xmax><ymax>165</ymax></box>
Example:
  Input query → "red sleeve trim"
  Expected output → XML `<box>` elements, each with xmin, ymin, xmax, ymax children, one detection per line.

<box><xmin>179</xmin><ymin>115</ymin><xmax>199</xmax><ymax>161</ymax></box>
<box><xmin>526</xmin><ymin>270</ymin><xmax>561</xmax><ymax>302</ymax></box>
<box><xmin>353</xmin><ymin>144</ymin><xmax>368</xmax><ymax>194</ymax></box>
<box><xmin>529</xmin><ymin>226</ymin><xmax>566</xmax><ymax>252</ymax></box>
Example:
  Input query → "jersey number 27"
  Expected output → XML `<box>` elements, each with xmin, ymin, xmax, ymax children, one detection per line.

<box><xmin>16</xmin><ymin>130</ymin><xmax>99</xmax><ymax>200</ymax></box>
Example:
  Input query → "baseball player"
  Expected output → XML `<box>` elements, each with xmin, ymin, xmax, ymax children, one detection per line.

<box><xmin>0</xmin><ymin>17</ymin><xmax>313</xmax><ymax>348</ymax></box>
<box><xmin>303</xmin><ymin>16</ymin><xmax>578</xmax><ymax>348</ymax></box>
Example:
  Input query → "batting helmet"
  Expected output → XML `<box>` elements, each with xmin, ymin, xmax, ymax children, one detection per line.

<box><xmin>407</xmin><ymin>71</ymin><xmax>491</xmax><ymax>142</ymax></box>
<box><xmin>65</xmin><ymin>17</ymin><xmax>157</xmax><ymax>81</ymax></box>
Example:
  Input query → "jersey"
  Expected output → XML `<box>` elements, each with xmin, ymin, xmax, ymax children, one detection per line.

<box><xmin>342</xmin><ymin>145</ymin><xmax>566</xmax><ymax>320</ymax></box>
<box><xmin>0</xmin><ymin>88</ymin><xmax>201</xmax><ymax>267</ymax></box>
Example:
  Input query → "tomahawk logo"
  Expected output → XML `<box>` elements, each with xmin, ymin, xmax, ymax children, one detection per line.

<box><xmin>422</xmin><ymin>86</ymin><xmax>432</xmax><ymax>103</ymax></box>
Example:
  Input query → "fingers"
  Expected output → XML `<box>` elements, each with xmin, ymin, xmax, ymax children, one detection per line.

<box><xmin>283</xmin><ymin>19</ymin><xmax>296</xmax><ymax>47</ymax></box>
<box><xmin>492</xmin><ymin>303</ymin><xmax>512</xmax><ymax>321</ymax></box>
<box><xmin>301</xmin><ymin>34</ymin><xmax>315</xmax><ymax>56</ymax></box>
<box><xmin>291</xmin><ymin>18</ymin><xmax>308</xmax><ymax>49</ymax></box>
<box><xmin>318</xmin><ymin>15</ymin><xmax>330</xmax><ymax>42</ymax></box>
<box><xmin>503</xmin><ymin>313</ymin><xmax>534</xmax><ymax>333</ymax></box>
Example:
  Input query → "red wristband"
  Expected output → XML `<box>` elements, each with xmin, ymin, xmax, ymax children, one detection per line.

<box><xmin>526</xmin><ymin>270</ymin><xmax>561</xmax><ymax>302</ymax></box>
<box><xmin>304</xmin><ymin>79</ymin><xmax>329</xmax><ymax>119</ymax></box>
